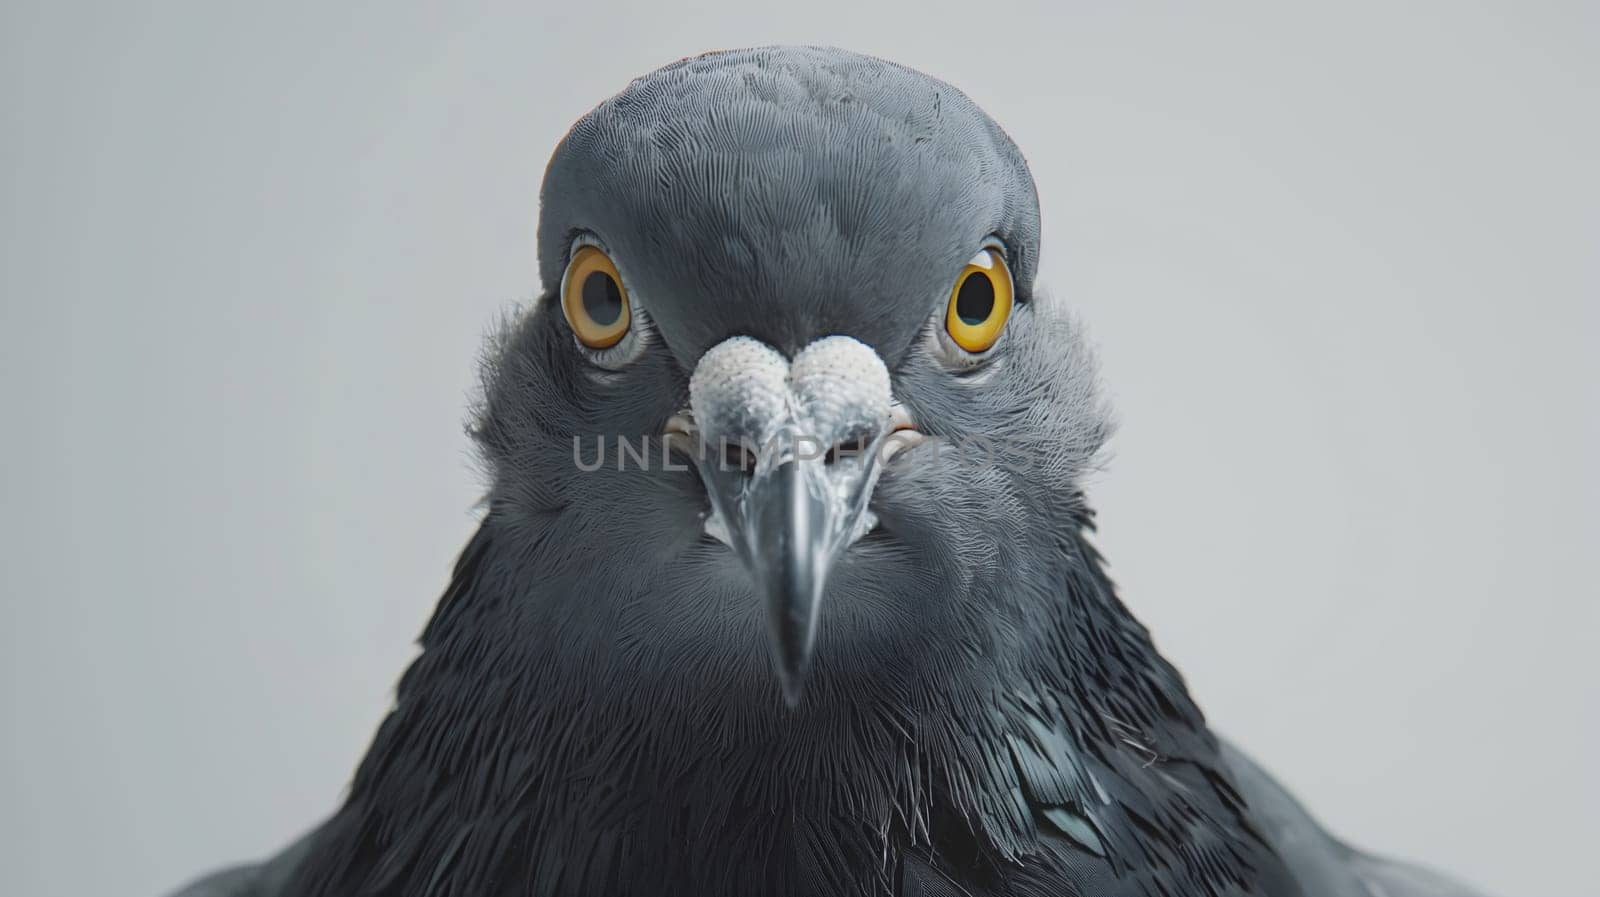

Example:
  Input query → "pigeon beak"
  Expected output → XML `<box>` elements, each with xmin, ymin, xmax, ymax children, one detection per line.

<box><xmin>742</xmin><ymin>452</ymin><xmax>834</xmax><ymax>705</ymax></box>
<box><xmin>677</xmin><ymin>335</ymin><xmax>920</xmax><ymax>705</ymax></box>
<box><xmin>689</xmin><ymin>426</ymin><xmax>891</xmax><ymax>706</ymax></box>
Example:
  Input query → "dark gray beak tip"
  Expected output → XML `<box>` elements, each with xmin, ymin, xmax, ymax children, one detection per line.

<box><xmin>769</xmin><ymin>592</ymin><xmax>817</xmax><ymax>707</ymax></box>
<box><xmin>777</xmin><ymin>669</ymin><xmax>808</xmax><ymax>708</ymax></box>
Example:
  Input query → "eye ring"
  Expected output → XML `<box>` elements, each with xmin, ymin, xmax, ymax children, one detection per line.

<box><xmin>943</xmin><ymin>247</ymin><xmax>1014</xmax><ymax>355</ymax></box>
<box><xmin>561</xmin><ymin>245</ymin><xmax>632</xmax><ymax>350</ymax></box>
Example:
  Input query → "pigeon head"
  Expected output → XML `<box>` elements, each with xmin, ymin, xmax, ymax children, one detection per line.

<box><xmin>475</xmin><ymin>46</ymin><xmax>1110</xmax><ymax>707</ymax></box>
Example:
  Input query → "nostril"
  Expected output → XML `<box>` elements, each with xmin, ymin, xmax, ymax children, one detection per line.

<box><xmin>718</xmin><ymin>439</ymin><xmax>759</xmax><ymax>474</ymax></box>
<box><xmin>823</xmin><ymin>436</ymin><xmax>870</xmax><ymax>466</ymax></box>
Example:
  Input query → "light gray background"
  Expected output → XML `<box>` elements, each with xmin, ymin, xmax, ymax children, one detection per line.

<box><xmin>3</xmin><ymin>2</ymin><xmax>1595</xmax><ymax>896</ymax></box>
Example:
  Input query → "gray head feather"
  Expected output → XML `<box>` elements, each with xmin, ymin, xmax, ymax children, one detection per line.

<box><xmin>537</xmin><ymin>45</ymin><xmax>1042</xmax><ymax>364</ymax></box>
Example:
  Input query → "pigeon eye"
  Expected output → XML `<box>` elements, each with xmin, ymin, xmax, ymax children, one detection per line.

<box><xmin>943</xmin><ymin>248</ymin><xmax>1014</xmax><ymax>354</ymax></box>
<box><xmin>561</xmin><ymin>245</ymin><xmax>632</xmax><ymax>350</ymax></box>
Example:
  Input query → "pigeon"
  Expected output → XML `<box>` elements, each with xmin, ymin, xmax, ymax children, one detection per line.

<box><xmin>172</xmin><ymin>45</ymin><xmax>1488</xmax><ymax>897</ymax></box>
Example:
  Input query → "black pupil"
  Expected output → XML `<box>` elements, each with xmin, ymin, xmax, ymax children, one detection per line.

<box><xmin>955</xmin><ymin>271</ymin><xmax>995</xmax><ymax>325</ymax></box>
<box><xmin>581</xmin><ymin>271</ymin><xmax>623</xmax><ymax>326</ymax></box>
